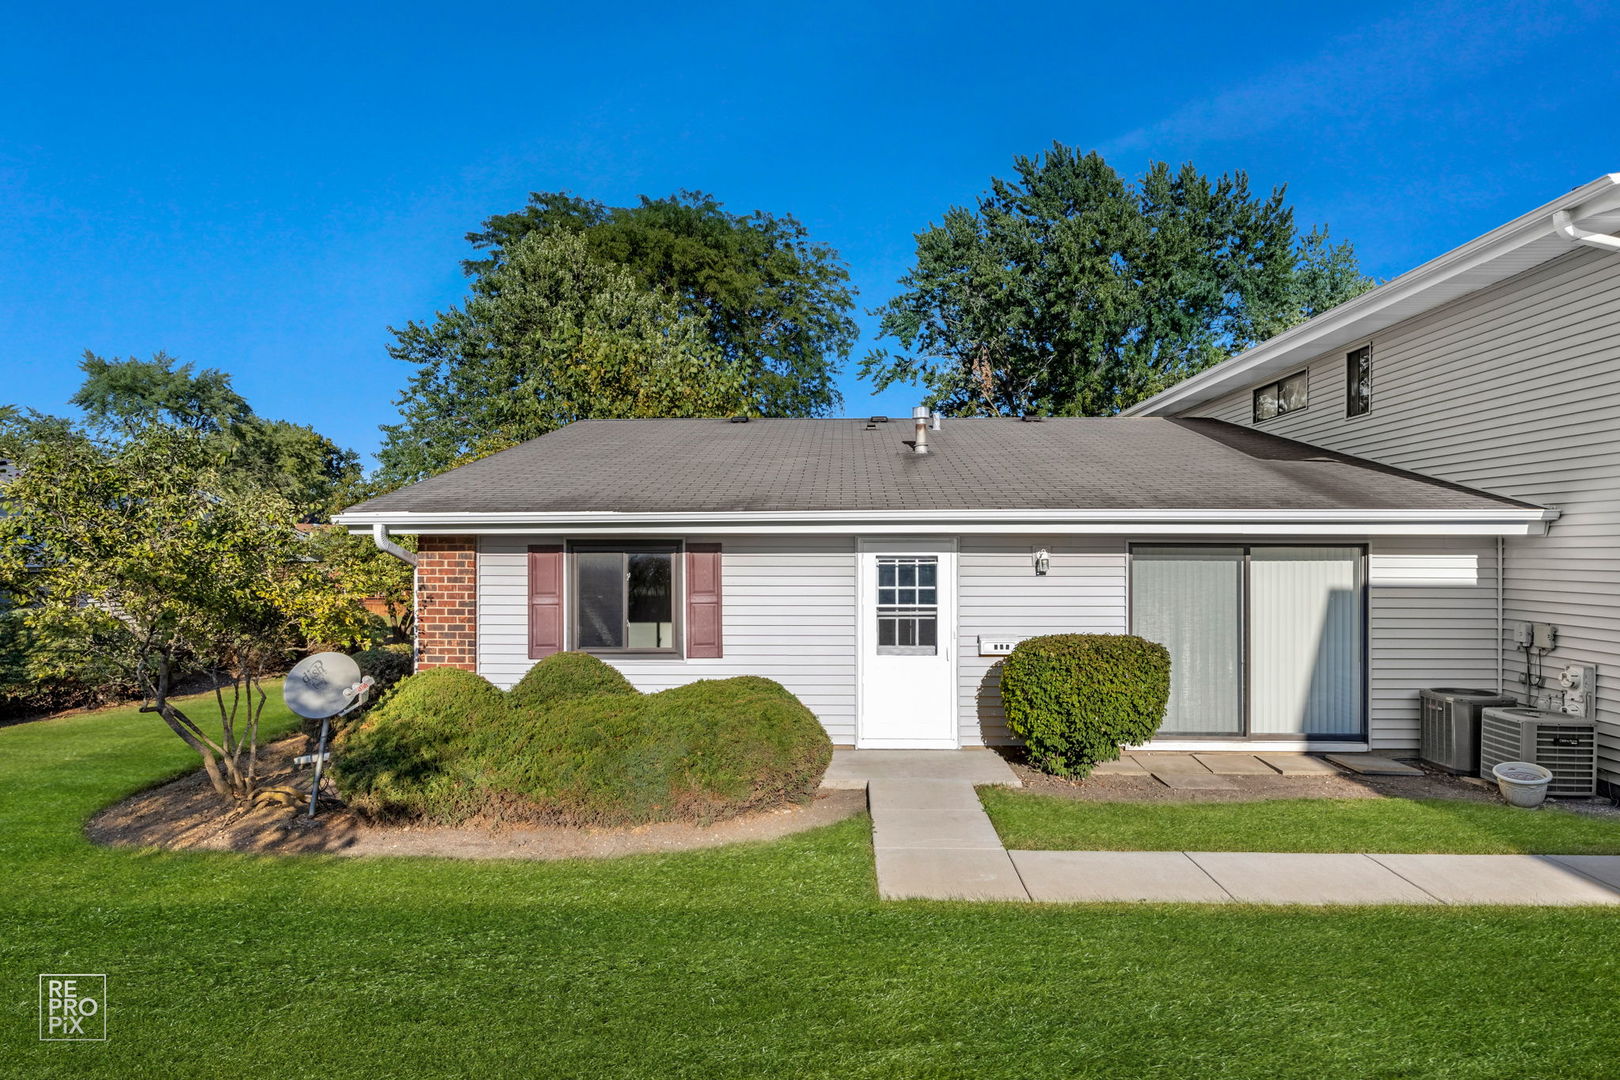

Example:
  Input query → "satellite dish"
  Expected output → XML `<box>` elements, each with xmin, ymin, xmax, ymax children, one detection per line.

<box><xmin>284</xmin><ymin>652</ymin><xmax>367</xmax><ymax>720</ymax></box>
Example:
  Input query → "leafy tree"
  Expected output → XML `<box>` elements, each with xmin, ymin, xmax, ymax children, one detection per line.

<box><xmin>463</xmin><ymin>189</ymin><xmax>857</xmax><ymax>418</ymax></box>
<box><xmin>299</xmin><ymin>526</ymin><xmax>415</xmax><ymax>642</ymax></box>
<box><xmin>863</xmin><ymin>146</ymin><xmax>1374</xmax><ymax>416</ymax></box>
<box><xmin>0</xmin><ymin>427</ymin><xmax>374</xmax><ymax>800</ymax></box>
<box><xmin>66</xmin><ymin>352</ymin><xmax>361</xmax><ymax>519</ymax></box>
<box><xmin>378</xmin><ymin>230</ymin><xmax>750</xmax><ymax>485</ymax></box>
<box><xmin>72</xmin><ymin>350</ymin><xmax>250</xmax><ymax>434</ymax></box>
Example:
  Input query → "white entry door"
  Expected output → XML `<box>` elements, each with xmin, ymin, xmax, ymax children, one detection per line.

<box><xmin>857</xmin><ymin>540</ymin><xmax>956</xmax><ymax>748</ymax></box>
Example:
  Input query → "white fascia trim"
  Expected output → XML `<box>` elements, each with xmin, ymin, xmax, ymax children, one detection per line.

<box><xmin>335</xmin><ymin>506</ymin><xmax>1555</xmax><ymax>537</ymax></box>
<box><xmin>1122</xmin><ymin>173</ymin><xmax>1620</xmax><ymax>417</ymax></box>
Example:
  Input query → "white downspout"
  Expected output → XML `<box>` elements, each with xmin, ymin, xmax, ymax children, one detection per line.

<box><xmin>371</xmin><ymin>523</ymin><xmax>418</xmax><ymax>566</ymax></box>
<box><xmin>1552</xmin><ymin>210</ymin><xmax>1620</xmax><ymax>254</ymax></box>
<box><xmin>1496</xmin><ymin>536</ymin><xmax>1505</xmax><ymax>696</ymax></box>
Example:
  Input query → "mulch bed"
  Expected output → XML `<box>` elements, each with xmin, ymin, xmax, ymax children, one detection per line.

<box><xmin>87</xmin><ymin>735</ymin><xmax>865</xmax><ymax>860</ymax></box>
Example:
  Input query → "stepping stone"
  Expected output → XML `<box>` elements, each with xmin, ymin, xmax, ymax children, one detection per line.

<box><xmin>870</xmin><ymin>809</ymin><xmax>1004</xmax><ymax>850</ymax></box>
<box><xmin>867</xmin><ymin>779</ymin><xmax>984</xmax><ymax>812</ymax></box>
<box><xmin>1186</xmin><ymin>852</ymin><xmax>1440</xmax><ymax>905</ymax></box>
<box><xmin>875</xmin><ymin>848</ymin><xmax>1028</xmax><ymax>901</ymax></box>
<box><xmin>1090</xmin><ymin>758</ymin><xmax>1150</xmax><ymax>776</ymax></box>
<box><xmin>1152</xmin><ymin>770</ymin><xmax>1237</xmax><ymax>791</ymax></box>
<box><xmin>1011</xmin><ymin>851</ymin><xmax>1231</xmax><ymax>903</ymax></box>
<box><xmin>1370</xmin><ymin>854</ymin><xmax>1620</xmax><ymax>906</ymax></box>
<box><xmin>1255</xmin><ymin>753</ymin><xmax>1340</xmax><ymax>776</ymax></box>
<box><xmin>1326</xmin><ymin>753</ymin><xmax>1424</xmax><ymax>777</ymax></box>
<box><xmin>1193</xmin><ymin>754</ymin><xmax>1278</xmax><ymax>776</ymax></box>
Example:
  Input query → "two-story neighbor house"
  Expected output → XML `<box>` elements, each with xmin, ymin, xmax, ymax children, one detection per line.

<box><xmin>338</xmin><ymin>174</ymin><xmax>1620</xmax><ymax>789</ymax></box>
<box><xmin>1125</xmin><ymin>173</ymin><xmax>1620</xmax><ymax>790</ymax></box>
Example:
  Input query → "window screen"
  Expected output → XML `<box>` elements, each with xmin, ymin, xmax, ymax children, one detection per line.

<box><xmin>571</xmin><ymin>544</ymin><xmax>678</xmax><ymax>652</ymax></box>
<box><xmin>876</xmin><ymin>556</ymin><xmax>939</xmax><ymax>654</ymax></box>
<box><xmin>1252</xmin><ymin>370</ymin><xmax>1308</xmax><ymax>422</ymax></box>
<box><xmin>1346</xmin><ymin>345</ymin><xmax>1371</xmax><ymax>417</ymax></box>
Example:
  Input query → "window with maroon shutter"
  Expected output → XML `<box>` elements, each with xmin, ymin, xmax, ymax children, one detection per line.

<box><xmin>527</xmin><ymin>545</ymin><xmax>564</xmax><ymax>659</ymax></box>
<box><xmin>685</xmin><ymin>543</ymin><xmax>723</xmax><ymax>658</ymax></box>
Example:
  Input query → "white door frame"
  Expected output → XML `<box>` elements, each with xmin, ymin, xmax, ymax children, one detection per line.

<box><xmin>855</xmin><ymin>536</ymin><xmax>959</xmax><ymax>749</ymax></box>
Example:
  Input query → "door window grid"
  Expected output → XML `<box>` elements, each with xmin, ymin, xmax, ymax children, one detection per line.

<box><xmin>876</xmin><ymin>556</ymin><xmax>939</xmax><ymax>655</ymax></box>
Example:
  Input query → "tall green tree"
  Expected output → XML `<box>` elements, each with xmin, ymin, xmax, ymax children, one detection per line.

<box><xmin>378</xmin><ymin>231</ymin><xmax>751</xmax><ymax>485</ymax></box>
<box><xmin>862</xmin><ymin>146</ymin><xmax>1374</xmax><ymax>416</ymax></box>
<box><xmin>463</xmin><ymin>189</ymin><xmax>857</xmax><ymax>418</ymax></box>
<box><xmin>66</xmin><ymin>351</ymin><xmax>361</xmax><ymax>519</ymax></box>
<box><xmin>0</xmin><ymin>427</ymin><xmax>374</xmax><ymax>799</ymax></box>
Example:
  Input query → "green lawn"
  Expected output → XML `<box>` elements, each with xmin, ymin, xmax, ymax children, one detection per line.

<box><xmin>980</xmin><ymin>786</ymin><xmax>1620</xmax><ymax>854</ymax></box>
<box><xmin>5</xmin><ymin>703</ymin><xmax>1620</xmax><ymax>1078</ymax></box>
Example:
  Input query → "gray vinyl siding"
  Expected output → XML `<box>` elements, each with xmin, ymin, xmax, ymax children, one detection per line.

<box><xmin>957</xmin><ymin>538</ymin><xmax>1129</xmax><ymax>745</ymax></box>
<box><xmin>1186</xmin><ymin>246</ymin><xmax>1620</xmax><ymax>781</ymax></box>
<box><xmin>1368</xmin><ymin>538</ymin><xmax>1501</xmax><ymax>751</ymax></box>
<box><xmin>477</xmin><ymin>535</ymin><xmax>859</xmax><ymax>744</ymax></box>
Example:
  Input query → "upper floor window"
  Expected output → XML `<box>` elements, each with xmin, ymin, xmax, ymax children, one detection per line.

<box><xmin>1346</xmin><ymin>345</ymin><xmax>1372</xmax><ymax>417</ymax></box>
<box><xmin>1252</xmin><ymin>370</ymin><xmax>1308</xmax><ymax>422</ymax></box>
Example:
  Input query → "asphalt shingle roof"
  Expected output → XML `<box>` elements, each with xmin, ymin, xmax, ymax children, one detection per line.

<box><xmin>345</xmin><ymin>417</ymin><xmax>1540</xmax><ymax>516</ymax></box>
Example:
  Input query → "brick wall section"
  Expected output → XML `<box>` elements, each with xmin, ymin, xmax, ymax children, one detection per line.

<box><xmin>415</xmin><ymin>536</ymin><xmax>478</xmax><ymax>671</ymax></box>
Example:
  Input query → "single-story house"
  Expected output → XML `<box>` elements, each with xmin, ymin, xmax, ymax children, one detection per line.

<box><xmin>336</xmin><ymin>173</ymin><xmax>1620</xmax><ymax>779</ymax></box>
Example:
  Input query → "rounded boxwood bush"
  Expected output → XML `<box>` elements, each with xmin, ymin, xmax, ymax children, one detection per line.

<box><xmin>488</xmin><ymin>676</ymin><xmax>833</xmax><ymax>827</ymax></box>
<box><xmin>506</xmin><ymin>650</ymin><xmax>637</xmax><ymax>710</ymax></box>
<box><xmin>1000</xmin><ymin>634</ymin><xmax>1171</xmax><ymax>777</ymax></box>
<box><xmin>332</xmin><ymin>666</ymin><xmax>832</xmax><ymax>828</ymax></box>
<box><xmin>331</xmin><ymin>667</ymin><xmax>507</xmax><ymax>820</ymax></box>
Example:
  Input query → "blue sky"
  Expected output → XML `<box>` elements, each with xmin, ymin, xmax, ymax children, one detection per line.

<box><xmin>4</xmin><ymin>0</ymin><xmax>1617</xmax><ymax>465</ymax></box>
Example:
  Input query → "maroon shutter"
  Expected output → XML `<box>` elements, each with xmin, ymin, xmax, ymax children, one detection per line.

<box><xmin>528</xmin><ymin>545</ymin><xmax>564</xmax><ymax>659</ymax></box>
<box><xmin>685</xmin><ymin>543</ymin><xmax>723</xmax><ymax>658</ymax></box>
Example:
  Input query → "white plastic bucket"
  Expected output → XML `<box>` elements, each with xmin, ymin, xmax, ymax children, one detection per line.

<box><xmin>1492</xmin><ymin>761</ymin><xmax>1553</xmax><ymax>809</ymax></box>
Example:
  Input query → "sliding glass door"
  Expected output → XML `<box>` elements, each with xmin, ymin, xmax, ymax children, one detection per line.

<box><xmin>1132</xmin><ymin>545</ymin><xmax>1364</xmax><ymax>740</ymax></box>
<box><xmin>1131</xmin><ymin>547</ymin><xmax>1245</xmax><ymax>735</ymax></box>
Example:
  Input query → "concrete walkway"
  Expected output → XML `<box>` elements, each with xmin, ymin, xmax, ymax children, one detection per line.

<box><xmin>828</xmin><ymin>750</ymin><xmax>1620</xmax><ymax>906</ymax></box>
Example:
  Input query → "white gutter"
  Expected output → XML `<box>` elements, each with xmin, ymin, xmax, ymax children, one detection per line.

<box><xmin>1124</xmin><ymin>173</ymin><xmax>1620</xmax><ymax>417</ymax></box>
<box><xmin>370</xmin><ymin>523</ymin><xmax>418</xmax><ymax>566</ymax></box>
<box><xmin>336</xmin><ymin>506</ymin><xmax>1557</xmax><ymax>538</ymax></box>
<box><xmin>1553</xmin><ymin>209</ymin><xmax>1620</xmax><ymax>254</ymax></box>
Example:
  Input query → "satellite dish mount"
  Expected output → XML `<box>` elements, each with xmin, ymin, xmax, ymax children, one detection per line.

<box><xmin>282</xmin><ymin>652</ymin><xmax>376</xmax><ymax>818</ymax></box>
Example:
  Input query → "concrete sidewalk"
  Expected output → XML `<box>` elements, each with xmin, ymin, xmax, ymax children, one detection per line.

<box><xmin>830</xmin><ymin>750</ymin><xmax>1620</xmax><ymax>906</ymax></box>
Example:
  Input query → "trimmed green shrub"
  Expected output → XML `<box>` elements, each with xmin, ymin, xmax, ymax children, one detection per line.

<box><xmin>506</xmin><ymin>650</ymin><xmax>637</xmax><ymax>710</ymax></box>
<box><xmin>488</xmin><ymin>676</ymin><xmax>832</xmax><ymax>827</ymax></box>
<box><xmin>1000</xmin><ymin>633</ymin><xmax>1171</xmax><ymax>778</ymax></box>
<box><xmin>332</xmin><ymin>667</ymin><xmax>833</xmax><ymax>828</ymax></box>
<box><xmin>354</xmin><ymin>644</ymin><xmax>414</xmax><ymax>700</ymax></box>
<box><xmin>332</xmin><ymin>667</ymin><xmax>507</xmax><ymax>820</ymax></box>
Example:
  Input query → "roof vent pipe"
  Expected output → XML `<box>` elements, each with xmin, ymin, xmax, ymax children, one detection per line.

<box><xmin>912</xmin><ymin>405</ymin><xmax>931</xmax><ymax>454</ymax></box>
<box><xmin>1553</xmin><ymin>210</ymin><xmax>1620</xmax><ymax>254</ymax></box>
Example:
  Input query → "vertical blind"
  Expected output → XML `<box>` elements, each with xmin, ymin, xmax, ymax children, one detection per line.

<box><xmin>1132</xmin><ymin>547</ymin><xmax>1244</xmax><ymax>735</ymax></box>
<box><xmin>1248</xmin><ymin>547</ymin><xmax>1362</xmax><ymax>735</ymax></box>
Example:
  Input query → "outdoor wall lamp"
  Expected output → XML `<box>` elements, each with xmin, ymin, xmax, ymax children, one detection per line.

<box><xmin>1033</xmin><ymin>548</ymin><xmax>1050</xmax><ymax>576</ymax></box>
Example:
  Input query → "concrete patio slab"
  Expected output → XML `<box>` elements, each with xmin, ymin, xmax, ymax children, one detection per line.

<box><xmin>1193</xmin><ymin>754</ymin><xmax>1279</xmax><ymax>776</ymax></box>
<box><xmin>1187</xmin><ymin>852</ymin><xmax>1441</xmax><ymax>905</ymax></box>
<box><xmin>825</xmin><ymin>749</ymin><xmax>1021</xmax><ymax>787</ymax></box>
<box><xmin>1151</xmin><ymin>770</ymin><xmax>1238</xmax><ymax>790</ymax></box>
<box><xmin>1547</xmin><ymin>855</ymin><xmax>1620</xmax><ymax>891</ymax></box>
<box><xmin>1011</xmin><ymin>851</ymin><xmax>1232</xmax><ymax>903</ymax></box>
<box><xmin>1129</xmin><ymin>752</ymin><xmax>1212</xmax><ymax>772</ymax></box>
<box><xmin>1090</xmin><ymin>758</ymin><xmax>1150</xmax><ymax>776</ymax></box>
<box><xmin>1371</xmin><ymin>854</ymin><xmax>1620</xmax><ymax>905</ymax></box>
<box><xmin>867</xmin><ymin>779</ymin><xmax>986</xmax><ymax>812</ymax></box>
<box><xmin>1325</xmin><ymin>753</ymin><xmax>1424</xmax><ymax>776</ymax></box>
<box><xmin>876</xmin><ymin>848</ymin><xmax>1028</xmax><ymax>901</ymax></box>
<box><xmin>871</xmin><ymin>809</ymin><xmax>1005</xmax><ymax>850</ymax></box>
<box><xmin>1254</xmin><ymin>753</ymin><xmax>1341</xmax><ymax>776</ymax></box>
